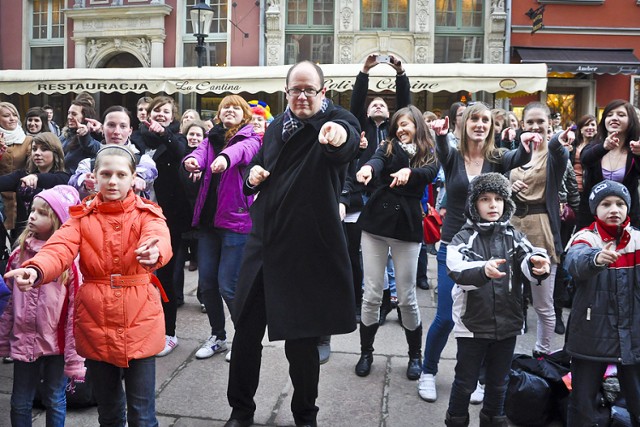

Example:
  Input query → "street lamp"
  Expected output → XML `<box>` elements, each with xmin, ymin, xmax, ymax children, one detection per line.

<box><xmin>190</xmin><ymin>0</ymin><xmax>214</xmax><ymax>68</ymax></box>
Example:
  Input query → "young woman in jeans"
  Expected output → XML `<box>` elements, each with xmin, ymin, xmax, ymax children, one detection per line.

<box><xmin>183</xmin><ymin>95</ymin><xmax>262</xmax><ymax>361</ymax></box>
<box><xmin>419</xmin><ymin>103</ymin><xmax>535</xmax><ymax>402</ymax></box>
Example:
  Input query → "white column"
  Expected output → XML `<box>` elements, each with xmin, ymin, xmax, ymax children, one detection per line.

<box><xmin>150</xmin><ymin>37</ymin><xmax>164</xmax><ymax>67</ymax></box>
<box><xmin>74</xmin><ymin>38</ymin><xmax>87</xmax><ymax>68</ymax></box>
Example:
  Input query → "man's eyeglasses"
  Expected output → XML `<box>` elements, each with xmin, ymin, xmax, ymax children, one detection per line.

<box><xmin>285</xmin><ymin>87</ymin><xmax>321</xmax><ymax>97</ymax></box>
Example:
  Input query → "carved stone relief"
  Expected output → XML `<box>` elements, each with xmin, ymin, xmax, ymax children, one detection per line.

<box><xmin>86</xmin><ymin>37</ymin><xmax>151</xmax><ymax>67</ymax></box>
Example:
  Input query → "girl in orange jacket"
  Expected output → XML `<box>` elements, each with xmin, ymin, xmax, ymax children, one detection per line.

<box><xmin>5</xmin><ymin>144</ymin><xmax>172</xmax><ymax>427</ymax></box>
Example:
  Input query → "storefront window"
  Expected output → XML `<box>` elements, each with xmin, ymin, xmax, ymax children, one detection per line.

<box><xmin>361</xmin><ymin>0</ymin><xmax>408</xmax><ymax>30</ymax></box>
<box><xmin>434</xmin><ymin>0</ymin><xmax>484</xmax><ymax>63</ymax></box>
<box><xmin>183</xmin><ymin>42</ymin><xmax>228</xmax><ymax>67</ymax></box>
<box><xmin>30</xmin><ymin>0</ymin><xmax>64</xmax><ymax>69</ymax></box>
<box><xmin>183</xmin><ymin>0</ymin><xmax>228</xmax><ymax>67</ymax></box>
<box><xmin>285</xmin><ymin>0</ymin><xmax>334</xmax><ymax>64</ymax></box>
<box><xmin>285</xmin><ymin>34</ymin><xmax>334</xmax><ymax>65</ymax></box>
<box><xmin>30</xmin><ymin>46</ymin><xmax>63</xmax><ymax>70</ymax></box>
<box><xmin>434</xmin><ymin>36</ymin><xmax>483</xmax><ymax>63</ymax></box>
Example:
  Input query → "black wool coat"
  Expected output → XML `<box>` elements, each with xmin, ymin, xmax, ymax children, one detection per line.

<box><xmin>139</xmin><ymin>121</ymin><xmax>191</xmax><ymax>235</ymax></box>
<box><xmin>234</xmin><ymin>100</ymin><xmax>361</xmax><ymax>341</ymax></box>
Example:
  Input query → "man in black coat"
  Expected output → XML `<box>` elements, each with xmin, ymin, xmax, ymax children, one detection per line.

<box><xmin>224</xmin><ymin>61</ymin><xmax>361</xmax><ymax>427</ymax></box>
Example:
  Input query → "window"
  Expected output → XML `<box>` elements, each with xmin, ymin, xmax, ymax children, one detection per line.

<box><xmin>183</xmin><ymin>0</ymin><xmax>228</xmax><ymax>67</ymax></box>
<box><xmin>434</xmin><ymin>0</ymin><xmax>484</xmax><ymax>63</ymax></box>
<box><xmin>285</xmin><ymin>0</ymin><xmax>334</xmax><ymax>64</ymax></box>
<box><xmin>30</xmin><ymin>0</ymin><xmax>64</xmax><ymax>69</ymax></box>
<box><xmin>361</xmin><ymin>0</ymin><xmax>408</xmax><ymax>30</ymax></box>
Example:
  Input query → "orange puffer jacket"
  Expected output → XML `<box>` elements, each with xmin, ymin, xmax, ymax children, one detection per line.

<box><xmin>23</xmin><ymin>190</ymin><xmax>172</xmax><ymax>368</ymax></box>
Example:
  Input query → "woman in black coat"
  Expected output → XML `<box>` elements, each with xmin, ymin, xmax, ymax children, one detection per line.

<box><xmin>139</xmin><ymin>96</ymin><xmax>190</xmax><ymax>357</ymax></box>
<box><xmin>354</xmin><ymin>105</ymin><xmax>439</xmax><ymax>380</ymax></box>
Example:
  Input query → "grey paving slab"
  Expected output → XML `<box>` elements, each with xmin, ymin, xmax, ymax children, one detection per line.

<box><xmin>0</xmin><ymin>255</ymin><xmax>568</xmax><ymax>426</ymax></box>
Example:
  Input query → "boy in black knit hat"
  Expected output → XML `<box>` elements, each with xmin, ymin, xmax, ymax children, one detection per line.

<box><xmin>564</xmin><ymin>180</ymin><xmax>640</xmax><ymax>427</ymax></box>
<box><xmin>445</xmin><ymin>172</ymin><xmax>550</xmax><ymax>427</ymax></box>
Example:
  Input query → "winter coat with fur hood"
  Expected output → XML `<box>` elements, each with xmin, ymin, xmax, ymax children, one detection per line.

<box><xmin>447</xmin><ymin>185</ymin><xmax>549</xmax><ymax>340</ymax></box>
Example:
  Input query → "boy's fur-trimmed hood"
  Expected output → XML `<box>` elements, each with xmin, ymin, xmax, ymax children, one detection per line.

<box><xmin>465</xmin><ymin>172</ymin><xmax>515</xmax><ymax>223</ymax></box>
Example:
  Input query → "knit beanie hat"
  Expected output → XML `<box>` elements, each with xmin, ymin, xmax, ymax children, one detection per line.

<box><xmin>589</xmin><ymin>180</ymin><xmax>631</xmax><ymax>215</ymax></box>
<box><xmin>465</xmin><ymin>172</ymin><xmax>515</xmax><ymax>222</ymax></box>
<box><xmin>34</xmin><ymin>185</ymin><xmax>81</xmax><ymax>224</ymax></box>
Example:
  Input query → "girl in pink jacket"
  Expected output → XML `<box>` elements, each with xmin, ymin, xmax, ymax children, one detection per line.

<box><xmin>0</xmin><ymin>185</ymin><xmax>83</xmax><ymax>426</ymax></box>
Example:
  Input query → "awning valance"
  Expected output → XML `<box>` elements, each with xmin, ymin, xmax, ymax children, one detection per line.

<box><xmin>514</xmin><ymin>47</ymin><xmax>640</xmax><ymax>75</ymax></box>
<box><xmin>0</xmin><ymin>63</ymin><xmax>547</xmax><ymax>95</ymax></box>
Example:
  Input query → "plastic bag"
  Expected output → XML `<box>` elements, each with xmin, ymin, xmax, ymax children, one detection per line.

<box><xmin>505</xmin><ymin>369</ymin><xmax>553</xmax><ymax>426</ymax></box>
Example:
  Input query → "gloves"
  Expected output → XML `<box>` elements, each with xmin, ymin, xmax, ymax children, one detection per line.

<box><xmin>65</xmin><ymin>375</ymin><xmax>85</xmax><ymax>394</ymax></box>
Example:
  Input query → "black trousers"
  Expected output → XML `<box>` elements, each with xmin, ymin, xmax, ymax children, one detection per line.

<box><xmin>158</xmin><ymin>221</ymin><xmax>183</xmax><ymax>337</ymax></box>
<box><xmin>344</xmin><ymin>221</ymin><xmax>363</xmax><ymax>309</ymax></box>
<box><xmin>227</xmin><ymin>271</ymin><xmax>320</xmax><ymax>425</ymax></box>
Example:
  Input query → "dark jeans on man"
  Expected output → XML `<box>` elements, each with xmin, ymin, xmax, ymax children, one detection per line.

<box><xmin>448</xmin><ymin>336</ymin><xmax>516</xmax><ymax>418</ymax></box>
<box><xmin>227</xmin><ymin>270</ymin><xmax>320</xmax><ymax>425</ymax></box>
<box><xmin>568</xmin><ymin>358</ymin><xmax>640</xmax><ymax>427</ymax></box>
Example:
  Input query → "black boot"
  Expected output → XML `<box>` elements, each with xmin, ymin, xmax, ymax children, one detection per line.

<box><xmin>479</xmin><ymin>410</ymin><xmax>508</xmax><ymax>427</ymax></box>
<box><xmin>379</xmin><ymin>289</ymin><xmax>391</xmax><ymax>326</ymax></box>
<box><xmin>554</xmin><ymin>307</ymin><xmax>565</xmax><ymax>335</ymax></box>
<box><xmin>355</xmin><ymin>322</ymin><xmax>379</xmax><ymax>377</ymax></box>
<box><xmin>445</xmin><ymin>412</ymin><xmax>469</xmax><ymax>427</ymax></box>
<box><xmin>404</xmin><ymin>323</ymin><xmax>422</xmax><ymax>380</ymax></box>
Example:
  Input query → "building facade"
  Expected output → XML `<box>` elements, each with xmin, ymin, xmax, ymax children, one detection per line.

<box><xmin>509</xmin><ymin>0</ymin><xmax>640</xmax><ymax>122</ymax></box>
<box><xmin>0</xmin><ymin>0</ymin><xmax>638</xmax><ymax>120</ymax></box>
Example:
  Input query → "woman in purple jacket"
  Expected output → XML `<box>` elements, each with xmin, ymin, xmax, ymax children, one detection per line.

<box><xmin>183</xmin><ymin>95</ymin><xmax>262</xmax><ymax>361</ymax></box>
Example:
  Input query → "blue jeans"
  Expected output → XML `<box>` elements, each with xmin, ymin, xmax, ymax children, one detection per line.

<box><xmin>448</xmin><ymin>337</ymin><xmax>516</xmax><ymax>418</ymax></box>
<box><xmin>198</xmin><ymin>227</ymin><xmax>248</xmax><ymax>338</ymax></box>
<box><xmin>11</xmin><ymin>355</ymin><xmax>66</xmax><ymax>427</ymax></box>
<box><xmin>384</xmin><ymin>253</ymin><xmax>397</xmax><ymax>297</ymax></box>
<box><xmin>86</xmin><ymin>357</ymin><xmax>157</xmax><ymax>427</ymax></box>
<box><xmin>423</xmin><ymin>243</ymin><xmax>454</xmax><ymax>375</ymax></box>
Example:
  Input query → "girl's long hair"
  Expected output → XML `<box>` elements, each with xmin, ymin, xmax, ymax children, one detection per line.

<box><xmin>594</xmin><ymin>99</ymin><xmax>640</xmax><ymax>147</ymax></box>
<box><xmin>16</xmin><ymin>201</ymin><xmax>70</xmax><ymax>285</ymax></box>
<box><xmin>458</xmin><ymin>103</ymin><xmax>503</xmax><ymax>163</ymax></box>
<box><xmin>384</xmin><ymin>105</ymin><xmax>436</xmax><ymax>167</ymax></box>
<box><xmin>25</xmin><ymin>133</ymin><xmax>66</xmax><ymax>174</ymax></box>
<box><xmin>217</xmin><ymin>95</ymin><xmax>253</xmax><ymax>145</ymax></box>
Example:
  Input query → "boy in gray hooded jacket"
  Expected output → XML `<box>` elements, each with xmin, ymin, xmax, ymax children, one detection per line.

<box><xmin>445</xmin><ymin>172</ymin><xmax>550</xmax><ymax>427</ymax></box>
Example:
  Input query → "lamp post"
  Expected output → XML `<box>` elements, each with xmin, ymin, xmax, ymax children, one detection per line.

<box><xmin>190</xmin><ymin>0</ymin><xmax>214</xmax><ymax>68</ymax></box>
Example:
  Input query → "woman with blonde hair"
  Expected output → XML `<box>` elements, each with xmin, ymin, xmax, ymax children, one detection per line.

<box><xmin>419</xmin><ymin>102</ymin><xmax>535</xmax><ymax>403</ymax></box>
<box><xmin>179</xmin><ymin>109</ymin><xmax>202</xmax><ymax>134</ymax></box>
<box><xmin>0</xmin><ymin>102</ymin><xmax>34</xmax><ymax>232</ymax></box>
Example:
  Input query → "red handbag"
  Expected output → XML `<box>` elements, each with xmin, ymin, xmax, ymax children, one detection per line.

<box><xmin>422</xmin><ymin>204</ymin><xmax>442</xmax><ymax>244</ymax></box>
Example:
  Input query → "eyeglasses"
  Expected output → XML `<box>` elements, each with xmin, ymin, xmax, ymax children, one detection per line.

<box><xmin>285</xmin><ymin>87</ymin><xmax>321</xmax><ymax>97</ymax></box>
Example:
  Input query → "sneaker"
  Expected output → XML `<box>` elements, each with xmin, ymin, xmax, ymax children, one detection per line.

<box><xmin>417</xmin><ymin>373</ymin><xmax>437</xmax><ymax>402</ymax></box>
<box><xmin>195</xmin><ymin>335</ymin><xmax>227</xmax><ymax>359</ymax></box>
<box><xmin>200</xmin><ymin>304</ymin><xmax>207</xmax><ymax>313</ymax></box>
<box><xmin>469</xmin><ymin>381</ymin><xmax>485</xmax><ymax>405</ymax></box>
<box><xmin>2</xmin><ymin>357</ymin><xmax>13</xmax><ymax>364</ymax></box>
<box><xmin>157</xmin><ymin>335</ymin><xmax>178</xmax><ymax>357</ymax></box>
<box><xmin>225</xmin><ymin>350</ymin><xmax>232</xmax><ymax>362</ymax></box>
